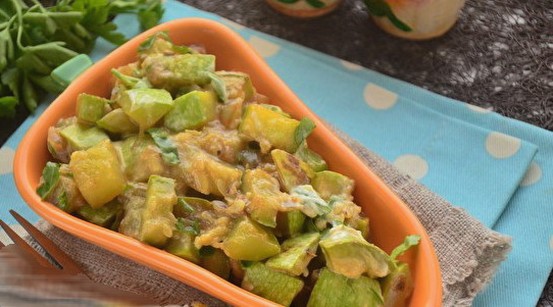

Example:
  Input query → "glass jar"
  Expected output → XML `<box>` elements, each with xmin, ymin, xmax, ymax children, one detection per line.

<box><xmin>266</xmin><ymin>0</ymin><xmax>344</xmax><ymax>18</ymax></box>
<box><xmin>372</xmin><ymin>0</ymin><xmax>466</xmax><ymax>40</ymax></box>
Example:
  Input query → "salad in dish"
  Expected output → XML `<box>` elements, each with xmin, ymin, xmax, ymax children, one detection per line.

<box><xmin>37</xmin><ymin>32</ymin><xmax>420</xmax><ymax>307</ymax></box>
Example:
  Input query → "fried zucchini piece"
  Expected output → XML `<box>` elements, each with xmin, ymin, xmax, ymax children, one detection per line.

<box><xmin>75</xmin><ymin>93</ymin><xmax>109</xmax><ymax>126</ymax></box>
<box><xmin>307</xmin><ymin>268</ymin><xmax>383</xmax><ymax>307</ymax></box>
<box><xmin>239</xmin><ymin>104</ymin><xmax>300</xmax><ymax>153</ymax></box>
<box><xmin>319</xmin><ymin>225</ymin><xmax>392</xmax><ymax>279</ymax></box>
<box><xmin>120</xmin><ymin>175</ymin><xmax>178</xmax><ymax>247</ymax></box>
<box><xmin>242</xmin><ymin>263</ymin><xmax>304</xmax><ymax>307</ymax></box>
<box><xmin>60</xmin><ymin>123</ymin><xmax>109</xmax><ymax>151</ymax></box>
<box><xmin>164</xmin><ymin>90</ymin><xmax>217</xmax><ymax>132</ymax></box>
<box><xmin>117</xmin><ymin>88</ymin><xmax>173</xmax><ymax>132</ymax></box>
<box><xmin>266</xmin><ymin>232</ymin><xmax>320</xmax><ymax>276</ymax></box>
<box><xmin>222</xmin><ymin>217</ymin><xmax>280</xmax><ymax>261</ymax></box>
<box><xmin>97</xmin><ymin>108</ymin><xmax>138</xmax><ymax>135</ymax></box>
<box><xmin>271</xmin><ymin>149</ymin><xmax>311</xmax><ymax>192</ymax></box>
<box><xmin>312</xmin><ymin>171</ymin><xmax>354</xmax><ymax>201</ymax></box>
<box><xmin>142</xmin><ymin>54</ymin><xmax>215</xmax><ymax>89</ymax></box>
<box><xmin>241</xmin><ymin>169</ymin><xmax>284</xmax><ymax>228</ymax></box>
<box><xmin>69</xmin><ymin>140</ymin><xmax>126</xmax><ymax>208</ymax></box>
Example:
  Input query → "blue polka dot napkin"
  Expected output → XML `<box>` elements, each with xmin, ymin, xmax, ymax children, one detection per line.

<box><xmin>0</xmin><ymin>1</ymin><xmax>551</xmax><ymax>306</ymax></box>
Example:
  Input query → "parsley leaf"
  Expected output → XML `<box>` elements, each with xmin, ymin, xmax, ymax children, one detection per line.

<box><xmin>0</xmin><ymin>0</ymin><xmax>164</xmax><ymax>117</ymax></box>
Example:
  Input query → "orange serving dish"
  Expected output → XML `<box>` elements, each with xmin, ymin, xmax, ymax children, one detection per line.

<box><xmin>14</xmin><ymin>18</ymin><xmax>442</xmax><ymax>306</ymax></box>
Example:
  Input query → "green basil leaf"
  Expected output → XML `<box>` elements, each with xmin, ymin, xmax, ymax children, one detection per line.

<box><xmin>36</xmin><ymin>162</ymin><xmax>61</xmax><ymax>200</ymax></box>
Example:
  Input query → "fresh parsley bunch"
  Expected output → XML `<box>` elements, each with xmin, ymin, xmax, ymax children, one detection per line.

<box><xmin>0</xmin><ymin>0</ymin><xmax>164</xmax><ymax>117</ymax></box>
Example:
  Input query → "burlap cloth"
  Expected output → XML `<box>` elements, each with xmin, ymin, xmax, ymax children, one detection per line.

<box><xmin>31</xmin><ymin>131</ymin><xmax>511</xmax><ymax>306</ymax></box>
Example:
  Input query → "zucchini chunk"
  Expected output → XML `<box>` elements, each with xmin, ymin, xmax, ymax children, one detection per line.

<box><xmin>319</xmin><ymin>225</ymin><xmax>392</xmax><ymax>279</ymax></box>
<box><xmin>266</xmin><ymin>232</ymin><xmax>320</xmax><ymax>276</ymax></box>
<box><xmin>239</xmin><ymin>104</ymin><xmax>300</xmax><ymax>153</ymax></box>
<box><xmin>307</xmin><ymin>268</ymin><xmax>383</xmax><ymax>307</ymax></box>
<box><xmin>76</xmin><ymin>93</ymin><xmax>109</xmax><ymax>126</ymax></box>
<box><xmin>242</xmin><ymin>262</ymin><xmax>304</xmax><ymax>307</ymax></box>
<box><xmin>69</xmin><ymin>140</ymin><xmax>126</xmax><ymax>208</ymax></box>
<box><xmin>164</xmin><ymin>90</ymin><xmax>217</xmax><ymax>132</ymax></box>
<box><xmin>222</xmin><ymin>217</ymin><xmax>280</xmax><ymax>261</ymax></box>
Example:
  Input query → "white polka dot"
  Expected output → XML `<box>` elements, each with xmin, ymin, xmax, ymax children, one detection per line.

<box><xmin>220</xmin><ymin>18</ymin><xmax>246</xmax><ymax>31</ymax></box>
<box><xmin>364</xmin><ymin>83</ymin><xmax>398</xmax><ymax>110</ymax></box>
<box><xmin>467</xmin><ymin>104</ymin><xmax>492</xmax><ymax>113</ymax></box>
<box><xmin>248</xmin><ymin>36</ymin><xmax>281</xmax><ymax>58</ymax></box>
<box><xmin>393</xmin><ymin>155</ymin><xmax>429</xmax><ymax>180</ymax></box>
<box><xmin>520</xmin><ymin>162</ymin><xmax>542</xmax><ymax>187</ymax></box>
<box><xmin>0</xmin><ymin>147</ymin><xmax>15</xmax><ymax>175</ymax></box>
<box><xmin>340</xmin><ymin>60</ymin><xmax>363</xmax><ymax>71</ymax></box>
<box><xmin>485</xmin><ymin>132</ymin><xmax>521</xmax><ymax>159</ymax></box>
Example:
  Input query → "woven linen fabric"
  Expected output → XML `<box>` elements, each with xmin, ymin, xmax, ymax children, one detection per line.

<box><xmin>10</xmin><ymin>130</ymin><xmax>509</xmax><ymax>306</ymax></box>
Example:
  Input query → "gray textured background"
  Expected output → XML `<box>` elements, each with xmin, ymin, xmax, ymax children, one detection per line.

<box><xmin>178</xmin><ymin>0</ymin><xmax>553</xmax><ymax>305</ymax></box>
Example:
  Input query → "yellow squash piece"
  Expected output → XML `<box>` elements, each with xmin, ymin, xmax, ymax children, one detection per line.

<box><xmin>222</xmin><ymin>217</ymin><xmax>281</xmax><ymax>261</ymax></box>
<box><xmin>239</xmin><ymin>104</ymin><xmax>300</xmax><ymax>153</ymax></box>
<box><xmin>69</xmin><ymin>140</ymin><xmax>126</xmax><ymax>208</ymax></box>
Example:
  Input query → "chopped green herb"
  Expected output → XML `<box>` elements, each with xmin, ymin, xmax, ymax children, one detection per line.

<box><xmin>291</xmin><ymin>185</ymin><xmax>331</xmax><ymax>218</ymax></box>
<box><xmin>147</xmin><ymin>127</ymin><xmax>180</xmax><ymax>165</ymax></box>
<box><xmin>294</xmin><ymin>118</ymin><xmax>316</xmax><ymax>149</ymax></box>
<box><xmin>176</xmin><ymin>217</ymin><xmax>200</xmax><ymax>236</ymax></box>
<box><xmin>138</xmin><ymin>31</ymin><xmax>170</xmax><ymax>52</ymax></box>
<box><xmin>36</xmin><ymin>162</ymin><xmax>61</xmax><ymax>199</ymax></box>
<box><xmin>208</xmin><ymin>72</ymin><xmax>228</xmax><ymax>103</ymax></box>
<box><xmin>57</xmin><ymin>191</ymin><xmax>71</xmax><ymax>212</ymax></box>
<box><xmin>111</xmin><ymin>68</ymin><xmax>149</xmax><ymax>88</ymax></box>
<box><xmin>390</xmin><ymin>234</ymin><xmax>421</xmax><ymax>262</ymax></box>
<box><xmin>295</xmin><ymin>141</ymin><xmax>328</xmax><ymax>172</ymax></box>
<box><xmin>177</xmin><ymin>197</ymin><xmax>196</xmax><ymax>215</ymax></box>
